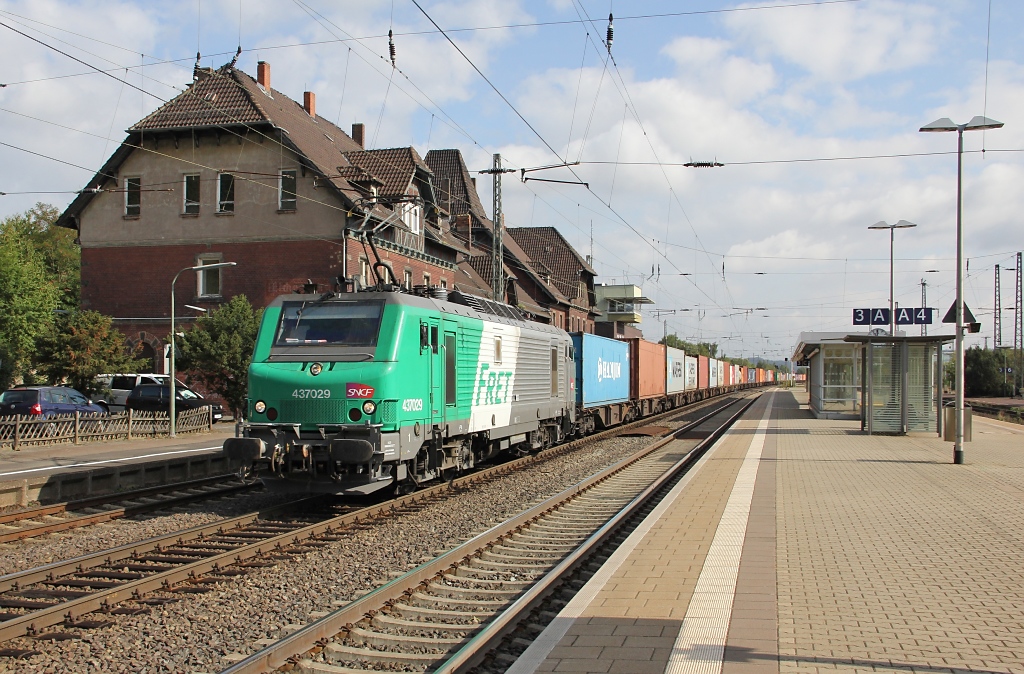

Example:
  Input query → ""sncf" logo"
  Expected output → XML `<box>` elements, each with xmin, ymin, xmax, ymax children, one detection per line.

<box><xmin>346</xmin><ymin>383</ymin><xmax>375</xmax><ymax>398</ymax></box>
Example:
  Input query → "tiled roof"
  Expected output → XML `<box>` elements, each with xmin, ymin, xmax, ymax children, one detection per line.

<box><xmin>424</xmin><ymin>149</ymin><xmax>489</xmax><ymax>221</ymax></box>
<box><xmin>344</xmin><ymin>147</ymin><xmax>430</xmax><ymax>198</ymax></box>
<box><xmin>508</xmin><ymin>226</ymin><xmax>595</xmax><ymax>302</ymax></box>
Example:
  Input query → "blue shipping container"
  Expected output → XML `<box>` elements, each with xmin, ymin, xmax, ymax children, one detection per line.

<box><xmin>572</xmin><ymin>332</ymin><xmax>630</xmax><ymax>408</ymax></box>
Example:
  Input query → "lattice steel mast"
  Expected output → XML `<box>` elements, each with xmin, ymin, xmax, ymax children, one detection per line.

<box><xmin>995</xmin><ymin>264</ymin><xmax>1002</xmax><ymax>347</ymax></box>
<box><xmin>479</xmin><ymin>154</ymin><xmax>515</xmax><ymax>302</ymax></box>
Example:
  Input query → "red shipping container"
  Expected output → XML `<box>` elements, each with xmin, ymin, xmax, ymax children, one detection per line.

<box><xmin>698</xmin><ymin>355</ymin><xmax>710</xmax><ymax>391</ymax></box>
<box><xmin>619</xmin><ymin>338</ymin><xmax>667</xmax><ymax>400</ymax></box>
<box><xmin>724</xmin><ymin>364</ymin><xmax>732</xmax><ymax>386</ymax></box>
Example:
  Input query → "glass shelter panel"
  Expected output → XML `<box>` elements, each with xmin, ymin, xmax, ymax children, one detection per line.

<box><xmin>907</xmin><ymin>344</ymin><xmax>938</xmax><ymax>432</ymax></box>
<box><xmin>870</xmin><ymin>344</ymin><xmax>903</xmax><ymax>433</ymax></box>
<box><xmin>821</xmin><ymin>346</ymin><xmax>860</xmax><ymax>412</ymax></box>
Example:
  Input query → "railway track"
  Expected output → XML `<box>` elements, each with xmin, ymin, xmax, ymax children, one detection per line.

<box><xmin>0</xmin><ymin>391</ymin><xmax>748</xmax><ymax>662</ymax></box>
<box><xmin>0</xmin><ymin>475</ymin><xmax>258</xmax><ymax>544</ymax></box>
<box><xmin>222</xmin><ymin>392</ymin><xmax>759</xmax><ymax>674</ymax></box>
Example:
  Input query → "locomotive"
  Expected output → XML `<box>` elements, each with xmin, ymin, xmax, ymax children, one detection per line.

<box><xmin>223</xmin><ymin>282</ymin><xmax>770</xmax><ymax>495</ymax></box>
<box><xmin>224</xmin><ymin>287</ymin><xmax>576</xmax><ymax>495</ymax></box>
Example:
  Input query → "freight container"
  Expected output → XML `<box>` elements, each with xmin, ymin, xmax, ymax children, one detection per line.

<box><xmin>733</xmin><ymin>365</ymin><xmax>740</xmax><ymax>386</ymax></box>
<box><xmin>717</xmin><ymin>360</ymin><xmax>725</xmax><ymax>388</ymax></box>
<box><xmin>685</xmin><ymin>356</ymin><xmax>699</xmax><ymax>391</ymax></box>
<box><xmin>747</xmin><ymin>368</ymin><xmax>756</xmax><ymax>383</ymax></box>
<box><xmin>756</xmin><ymin>368</ymin><xmax>765</xmax><ymax>383</ymax></box>
<box><xmin>723</xmin><ymin>363</ymin><xmax>732</xmax><ymax>387</ymax></box>
<box><xmin>698</xmin><ymin>355</ymin><xmax>710</xmax><ymax>390</ymax></box>
<box><xmin>619</xmin><ymin>338</ymin><xmax>667</xmax><ymax>400</ymax></box>
<box><xmin>572</xmin><ymin>333</ymin><xmax>630</xmax><ymax>408</ymax></box>
<box><xmin>665</xmin><ymin>346</ymin><xmax>688</xmax><ymax>394</ymax></box>
<box><xmin>709</xmin><ymin>358</ymin><xmax>719</xmax><ymax>388</ymax></box>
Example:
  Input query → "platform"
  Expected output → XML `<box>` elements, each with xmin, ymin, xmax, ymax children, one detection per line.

<box><xmin>510</xmin><ymin>389</ymin><xmax>1024</xmax><ymax>674</ymax></box>
<box><xmin>0</xmin><ymin>425</ymin><xmax>236</xmax><ymax>505</ymax></box>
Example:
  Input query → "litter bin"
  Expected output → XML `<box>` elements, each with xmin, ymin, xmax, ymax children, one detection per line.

<box><xmin>943</xmin><ymin>403</ymin><xmax>972</xmax><ymax>442</ymax></box>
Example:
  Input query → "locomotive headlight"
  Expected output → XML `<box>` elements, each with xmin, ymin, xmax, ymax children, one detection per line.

<box><xmin>309</xmin><ymin>362</ymin><xmax>323</xmax><ymax>376</ymax></box>
<box><xmin>361</xmin><ymin>400</ymin><xmax>377</xmax><ymax>415</ymax></box>
<box><xmin>254</xmin><ymin>400</ymin><xmax>267</xmax><ymax>414</ymax></box>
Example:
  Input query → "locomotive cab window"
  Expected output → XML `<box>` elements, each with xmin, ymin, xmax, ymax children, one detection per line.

<box><xmin>444</xmin><ymin>334</ymin><xmax>456</xmax><ymax>405</ymax></box>
<box><xmin>274</xmin><ymin>300</ymin><xmax>384</xmax><ymax>347</ymax></box>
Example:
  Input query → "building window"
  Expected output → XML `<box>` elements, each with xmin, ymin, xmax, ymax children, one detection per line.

<box><xmin>359</xmin><ymin>258</ymin><xmax>370</xmax><ymax>287</ymax></box>
<box><xmin>197</xmin><ymin>256</ymin><xmax>224</xmax><ymax>297</ymax></box>
<box><xmin>279</xmin><ymin>170</ymin><xmax>297</xmax><ymax>211</ymax></box>
<box><xmin>439</xmin><ymin>278</ymin><xmax>447</xmax><ymax>290</ymax></box>
<box><xmin>183</xmin><ymin>174</ymin><xmax>200</xmax><ymax>214</ymax></box>
<box><xmin>218</xmin><ymin>173</ymin><xmax>235</xmax><ymax>213</ymax></box>
<box><xmin>401</xmin><ymin>202</ymin><xmax>422</xmax><ymax>235</ymax></box>
<box><xmin>404</xmin><ymin>269</ymin><xmax>413</xmax><ymax>289</ymax></box>
<box><xmin>423</xmin><ymin>272</ymin><xmax>431</xmax><ymax>287</ymax></box>
<box><xmin>125</xmin><ymin>177</ymin><xmax>141</xmax><ymax>217</ymax></box>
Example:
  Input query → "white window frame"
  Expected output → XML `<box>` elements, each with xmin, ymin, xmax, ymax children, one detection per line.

<box><xmin>279</xmin><ymin>169</ymin><xmax>297</xmax><ymax>211</ymax></box>
<box><xmin>404</xmin><ymin>269</ymin><xmax>413</xmax><ymax>290</ymax></box>
<box><xmin>183</xmin><ymin>174</ymin><xmax>200</xmax><ymax>214</ymax></box>
<box><xmin>196</xmin><ymin>255</ymin><xmax>224</xmax><ymax>297</ymax></box>
<box><xmin>124</xmin><ymin>176</ymin><xmax>141</xmax><ymax>217</ymax></box>
<box><xmin>423</xmin><ymin>272</ymin><xmax>431</xmax><ymax>287</ymax></box>
<box><xmin>359</xmin><ymin>257</ymin><xmax>370</xmax><ymax>287</ymax></box>
<box><xmin>401</xmin><ymin>202</ymin><xmax>422</xmax><ymax>235</ymax></box>
<box><xmin>218</xmin><ymin>173</ymin><xmax>235</xmax><ymax>213</ymax></box>
<box><xmin>439</xmin><ymin>278</ymin><xmax>447</xmax><ymax>290</ymax></box>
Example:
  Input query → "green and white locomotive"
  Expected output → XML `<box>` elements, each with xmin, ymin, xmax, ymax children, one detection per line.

<box><xmin>224</xmin><ymin>287</ymin><xmax>576</xmax><ymax>495</ymax></box>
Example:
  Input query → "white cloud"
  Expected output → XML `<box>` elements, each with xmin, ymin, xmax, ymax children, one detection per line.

<box><xmin>723</xmin><ymin>0</ymin><xmax>944</xmax><ymax>83</ymax></box>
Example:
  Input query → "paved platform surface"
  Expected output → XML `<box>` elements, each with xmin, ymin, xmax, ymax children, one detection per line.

<box><xmin>0</xmin><ymin>424</ymin><xmax>235</xmax><ymax>480</ymax></box>
<box><xmin>511</xmin><ymin>389</ymin><xmax>1024</xmax><ymax>674</ymax></box>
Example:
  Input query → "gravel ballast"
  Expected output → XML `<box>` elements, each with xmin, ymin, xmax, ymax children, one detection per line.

<box><xmin>1</xmin><ymin>398</ymin><xmax>741</xmax><ymax>673</ymax></box>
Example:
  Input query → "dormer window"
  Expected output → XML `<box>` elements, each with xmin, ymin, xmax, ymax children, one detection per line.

<box><xmin>400</xmin><ymin>202</ymin><xmax>421</xmax><ymax>235</ymax></box>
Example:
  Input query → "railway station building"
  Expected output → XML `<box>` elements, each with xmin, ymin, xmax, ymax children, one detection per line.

<box><xmin>55</xmin><ymin>60</ymin><xmax>493</xmax><ymax>371</ymax></box>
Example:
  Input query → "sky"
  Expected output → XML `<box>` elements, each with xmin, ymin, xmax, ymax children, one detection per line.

<box><xmin>1</xmin><ymin>0</ymin><xmax>1022</xmax><ymax>363</ymax></box>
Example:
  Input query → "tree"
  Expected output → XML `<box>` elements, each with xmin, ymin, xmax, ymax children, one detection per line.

<box><xmin>0</xmin><ymin>219</ymin><xmax>60</xmax><ymax>389</ymax></box>
<box><xmin>660</xmin><ymin>334</ymin><xmax>719</xmax><ymax>358</ymax></box>
<box><xmin>1</xmin><ymin>204</ymin><xmax>79</xmax><ymax>310</ymax></box>
<box><xmin>964</xmin><ymin>346</ymin><xmax>1014</xmax><ymax>397</ymax></box>
<box><xmin>36</xmin><ymin>311</ymin><xmax>147</xmax><ymax>397</ymax></box>
<box><xmin>176</xmin><ymin>295</ymin><xmax>263</xmax><ymax>419</ymax></box>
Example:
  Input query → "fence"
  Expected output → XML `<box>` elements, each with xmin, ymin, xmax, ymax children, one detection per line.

<box><xmin>0</xmin><ymin>406</ymin><xmax>215</xmax><ymax>450</ymax></box>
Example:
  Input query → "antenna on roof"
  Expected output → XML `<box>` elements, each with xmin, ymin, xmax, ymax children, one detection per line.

<box><xmin>229</xmin><ymin>45</ymin><xmax>241</xmax><ymax>68</ymax></box>
<box><xmin>193</xmin><ymin>52</ymin><xmax>201</xmax><ymax>82</ymax></box>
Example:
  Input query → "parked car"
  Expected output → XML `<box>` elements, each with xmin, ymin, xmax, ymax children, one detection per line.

<box><xmin>94</xmin><ymin>374</ymin><xmax>185</xmax><ymax>413</ymax></box>
<box><xmin>0</xmin><ymin>386</ymin><xmax>108</xmax><ymax>418</ymax></box>
<box><xmin>125</xmin><ymin>384</ymin><xmax>223</xmax><ymax>422</ymax></box>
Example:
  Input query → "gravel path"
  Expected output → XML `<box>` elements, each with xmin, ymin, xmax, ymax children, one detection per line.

<box><xmin>0</xmin><ymin>490</ymin><xmax>295</xmax><ymax>577</ymax></box>
<box><xmin>1</xmin><ymin>398</ymin><xmax>739</xmax><ymax>673</ymax></box>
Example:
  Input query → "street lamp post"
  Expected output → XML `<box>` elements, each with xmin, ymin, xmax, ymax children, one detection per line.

<box><xmin>920</xmin><ymin>115</ymin><xmax>1003</xmax><ymax>464</ymax></box>
<box><xmin>868</xmin><ymin>220</ymin><xmax>917</xmax><ymax>336</ymax></box>
<box><xmin>169</xmin><ymin>262</ymin><xmax>236</xmax><ymax>437</ymax></box>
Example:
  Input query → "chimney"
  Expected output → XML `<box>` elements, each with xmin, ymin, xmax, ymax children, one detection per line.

<box><xmin>351</xmin><ymin>123</ymin><xmax>365</xmax><ymax>148</ymax></box>
<box><xmin>303</xmin><ymin>91</ymin><xmax>316</xmax><ymax>118</ymax></box>
<box><xmin>257</xmin><ymin>61</ymin><xmax>271</xmax><ymax>89</ymax></box>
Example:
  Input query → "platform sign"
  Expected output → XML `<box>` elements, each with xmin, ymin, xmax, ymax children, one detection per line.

<box><xmin>854</xmin><ymin>308</ymin><xmax>933</xmax><ymax>326</ymax></box>
<box><xmin>853</xmin><ymin>308</ymin><xmax>890</xmax><ymax>326</ymax></box>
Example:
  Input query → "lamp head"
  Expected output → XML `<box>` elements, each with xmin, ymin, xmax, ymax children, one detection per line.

<box><xmin>919</xmin><ymin>117</ymin><xmax>958</xmax><ymax>133</ymax></box>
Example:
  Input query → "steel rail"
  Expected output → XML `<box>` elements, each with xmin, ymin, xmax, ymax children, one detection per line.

<box><xmin>436</xmin><ymin>395</ymin><xmax>758</xmax><ymax>674</ymax></box>
<box><xmin>218</xmin><ymin>393</ymin><xmax>758</xmax><ymax>674</ymax></box>
<box><xmin>0</xmin><ymin>476</ymin><xmax>256</xmax><ymax>543</ymax></box>
<box><xmin>0</xmin><ymin>389</ymin><xmax>747</xmax><ymax>644</ymax></box>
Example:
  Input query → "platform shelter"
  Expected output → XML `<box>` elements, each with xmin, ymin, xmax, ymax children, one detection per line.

<box><xmin>845</xmin><ymin>334</ymin><xmax>952</xmax><ymax>435</ymax></box>
<box><xmin>792</xmin><ymin>331</ymin><xmax>868</xmax><ymax>420</ymax></box>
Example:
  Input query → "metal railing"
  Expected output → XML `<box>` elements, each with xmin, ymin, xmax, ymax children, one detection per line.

<box><xmin>0</xmin><ymin>406</ymin><xmax>216</xmax><ymax>450</ymax></box>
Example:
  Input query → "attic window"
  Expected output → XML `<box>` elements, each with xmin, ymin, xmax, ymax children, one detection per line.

<box><xmin>124</xmin><ymin>177</ymin><xmax>141</xmax><ymax>217</ymax></box>
<box><xmin>203</xmin><ymin>92</ymin><xmax>218</xmax><ymax>102</ymax></box>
